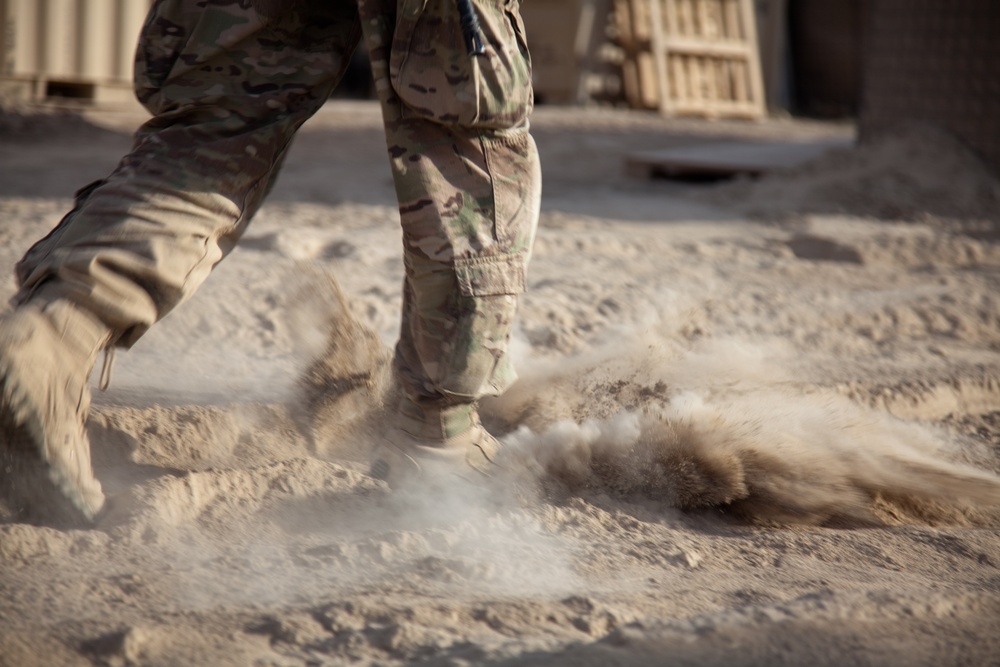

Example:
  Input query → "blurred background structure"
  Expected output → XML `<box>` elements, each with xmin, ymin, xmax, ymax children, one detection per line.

<box><xmin>860</xmin><ymin>0</ymin><xmax>999</xmax><ymax>170</ymax></box>
<box><xmin>1</xmin><ymin>0</ymin><xmax>996</xmax><ymax>167</ymax></box>
<box><xmin>0</xmin><ymin>0</ymin><xmax>153</xmax><ymax>106</ymax></box>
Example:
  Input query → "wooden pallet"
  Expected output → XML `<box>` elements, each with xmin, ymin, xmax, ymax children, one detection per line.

<box><xmin>615</xmin><ymin>0</ymin><xmax>766</xmax><ymax>119</ymax></box>
<box><xmin>614</xmin><ymin>0</ymin><xmax>660</xmax><ymax>109</ymax></box>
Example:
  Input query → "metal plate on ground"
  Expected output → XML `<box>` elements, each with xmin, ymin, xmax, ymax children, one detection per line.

<box><xmin>626</xmin><ymin>138</ymin><xmax>853</xmax><ymax>179</ymax></box>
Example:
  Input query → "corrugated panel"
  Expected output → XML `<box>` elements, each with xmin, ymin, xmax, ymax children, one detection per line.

<box><xmin>0</xmin><ymin>0</ymin><xmax>153</xmax><ymax>101</ymax></box>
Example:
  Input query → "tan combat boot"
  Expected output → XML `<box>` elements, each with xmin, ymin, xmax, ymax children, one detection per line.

<box><xmin>370</xmin><ymin>399</ymin><xmax>501</xmax><ymax>489</ymax></box>
<box><xmin>0</xmin><ymin>294</ymin><xmax>111</xmax><ymax>526</ymax></box>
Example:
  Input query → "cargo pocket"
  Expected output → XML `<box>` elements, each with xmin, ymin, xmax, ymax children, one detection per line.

<box><xmin>390</xmin><ymin>0</ymin><xmax>532</xmax><ymax>129</ymax></box>
<box><xmin>454</xmin><ymin>252</ymin><xmax>526</xmax><ymax>297</ymax></box>
<box><xmin>444</xmin><ymin>252</ymin><xmax>525</xmax><ymax>396</ymax></box>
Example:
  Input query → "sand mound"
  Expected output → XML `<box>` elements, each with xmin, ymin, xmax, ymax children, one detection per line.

<box><xmin>705</xmin><ymin>122</ymin><xmax>1000</xmax><ymax>222</ymax></box>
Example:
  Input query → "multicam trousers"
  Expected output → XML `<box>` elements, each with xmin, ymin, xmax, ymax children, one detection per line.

<box><xmin>12</xmin><ymin>0</ymin><xmax>540</xmax><ymax>438</ymax></box>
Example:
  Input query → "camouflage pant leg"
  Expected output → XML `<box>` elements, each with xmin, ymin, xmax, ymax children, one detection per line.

<box><xmin>13</xmin><ymin>0</ymin><xmax>361</xmax><ymax>346</ymax></box>
<box><xmin>359</xmin><ymin>0</ymin><xmax>541</xmax><ymax>438</ymax></box>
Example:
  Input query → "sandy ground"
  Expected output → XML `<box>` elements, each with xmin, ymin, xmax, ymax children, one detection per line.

<box><xmin>1</xmin><ymin>101</ymin><xmax>999</xmax><ymax>666</ymax></box>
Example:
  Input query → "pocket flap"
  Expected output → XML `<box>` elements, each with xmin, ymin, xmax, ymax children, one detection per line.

<box><xmin>455</xmin><ymin>253</ymin><xmax>526</xmax><ymax>296</ymax></box>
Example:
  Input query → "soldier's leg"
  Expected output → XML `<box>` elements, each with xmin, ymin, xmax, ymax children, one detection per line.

<box><xmin>15</xmin><ymin>0</ymin><xmax>361</xmax><ymax>343</ymax></box>
<box><xmin>0</xmin><ymin>0</ymin><xmax>362</xmax><ymax>525</ymax></box>
<box><xmin>360</xmin><ymin>0</ymin><xmax>541</xmax><ymax>482</ymax></box>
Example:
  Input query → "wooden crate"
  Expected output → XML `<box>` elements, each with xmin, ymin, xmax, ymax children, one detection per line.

<box><xmin>614</xmin><ymin>0</ymin><xmax>660</xmax><ymax>108</ymax></box>
<box><xmin>615</xmin><ymin>0</ymin><xmax>765</xmax><ymax>119</ymax></box>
